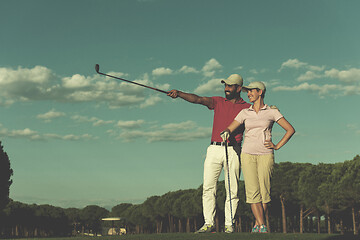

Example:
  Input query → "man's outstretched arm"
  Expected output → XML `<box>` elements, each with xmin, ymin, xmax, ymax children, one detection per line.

<box><xmin>167</xmin><ymin>90</ymin><xmax>213</xmax><ymax>109</ymax></box>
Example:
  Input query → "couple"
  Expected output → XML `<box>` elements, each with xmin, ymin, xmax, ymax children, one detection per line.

<box><xmin>168</xmin><ymin>74</ymin><xmax>295</xmax><ymax>234</ymax></box>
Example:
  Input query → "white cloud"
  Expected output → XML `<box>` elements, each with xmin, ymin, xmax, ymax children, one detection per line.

<box><xmin>279</xmin><ymin>59</ymin><xmax>308</xmax><ymax>71</ymax></box>
<box><xmin>309</xmin><ymin>65</ymin><xmax>325</xmax><ymax>72</ymax></box>
<box><xmin>0</xmin><ymin>125</ymin><xmax>95</xmax><ymax>141</ymax></box>
<box><xmin>41</xmin><ymin>133</ymin><xmax>96</xmax><ymax>141</ymax></box>
<box><xmin>3</xmin><ymin>62</ymin><xmax>357</xmax><ymax>109</ymax></box>
<box><xmin>279</xmin><ymin>59</ymin><xmax>324</xmax><ymax>73</ymax></box>
<box><xmin>71</xmin><ymin>115</ymin><xmax>114</xmax><ymax>126</ymax></box>
<box><xmin>325</xmin><ymin>68</ymin><xmax>339</xmax><ymax>78</ymax></box>
<box><xmin>152</xmin><ymin>67</ymin><xmax>173</xmax><ymax>76</ymax></box>
<box><xmin>62</xmin><ymin>134</ymin><xmax>94</xmax><ymax>141</ymax></box>
<box><xmin>341</xmin><ymin>85</ymin><xmax>360</xmax><ymax>96</ymax></box>
<box><xmin>116</xmin><ymin>120</ymin><xmax>145</xmax><ymax>129</ymax></box>
<box><xmin>273</xmin><ymin>82</ymin><xmax>342</xmax><ymax>96</ymax></box>
<box><xmin>267</xmin><ymin>79</ymin><xmax>281</xmax><ymax>87</ymax></box>
<box><xmin>194</xmin><ymin>78</ymin><xmax>223</xmax><ymax>95</ymax></box>
<box><xmin>202</xmin><ymin>58</ymin><xmax>222</xmax><ymax>72</ymax></box>
<box><xmin>93</xmin><ymin>119</ymin><xmax>114</xmax><ymax>127</ymax></box>
<box><xmin>178</xmin><ymin>65</ymin><xmax>199</xmax><ymax>74</ymax></box>
<box><xmin>276</xmin><ymin>60</ymin><xmax>360</xmax><ymax>97</ymax></box>
<box><xmin>62</xmin><ymin>74</ymin><xmax>91</xmax><ymax>89</ymax></box>
<box><xmin>118</xmin><ymin>120</ymin><xmax>211</xmax><ymax>142</ymax></box>
<box><xmin>37</xmin><ymin>109</ymin><xmax>66</xmax><ymax>122</ymax></box>
<box><xmin>0</xmin><ymin>66</ymin><xmax>55</xmax><ymax>101</ymax></box>
<box><xmin>274</xmin><ymin>82</ymin><xmax>335</xmax><ymax>91</ymax></box>
<box><xmin>140</xmin><ymin>95</ymin><xmax>162</xmax><ymax>108</ymax></box>
<box><xmin>297</xmin><ymin>71</ymin><xmax>323</xmax><ymax>81</ymax></box>
<box><xmin>325</xmin><ymin>68</ymin><xmax>360</xmax><ymax>84</ymax></box>
<box><xmin>0</xmin><ymin>65</ymin><xmax>53</xmax><ymax>84</ymax></box>
<box><xmin>106</xmin><ymin>71</ymin><xmax>129</xmax><ymax>79</ymax></box>
<box><xmin>71</xmin><ymin>115</ymin><xmax>96</xmax><ymax>122</ymax></box>
<box><xmin>0</xmin><ymin>99</ymin><xmax>14</xmax><ymax>107</ymax></box>
<box><xmin>177</xmin><ymin>60</ymin><xmax>223</xmax><ymax>76</ymax></box>
<box><xmin>10</xmin><ymin>128</ymin><xmax>38</xmax><ymax>138</ymax></box>
<box><xmin>162</xmin><ymin>120</ymin><xmax>196</xmax><ymax>130</ymax></box>
<box><xmin>202</xmin><ymin>58</ymin><xmax>222</xmax><ymax>77</ymax></box>
<box><xmin>0</xmin><ymin>66</ymin><xmax>163</xmax><ymax>109</ymax></box>
<box><xmin>156</xmin><ymin>83</ymin><xmax>170</xmax><ymax>91</ymax></box>
<box><xmin>274</xmin><ymin>82</ymin><xmax>360</xmax><ymax>97</ymax></box>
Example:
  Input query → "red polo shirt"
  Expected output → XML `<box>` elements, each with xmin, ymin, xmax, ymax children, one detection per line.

<box><xmin>209</xmin><ymin>96</ymin><xmax>251</xmax><ymax>144</ymax></box>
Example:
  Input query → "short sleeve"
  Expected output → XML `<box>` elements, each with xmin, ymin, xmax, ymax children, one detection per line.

<box><xmin>234</xmin><ymin>109</ymin><xmax>246</xmax><ymax>124</ymax></box>
<box><xmin>208</xmin><ymin>96</ymin><xmax>219</xmax><ymax>110</ymax></box>
<box><xmin>272</xmin><ymin>109</ymin><xmax>284</xmax><ymax>122</ymax></box>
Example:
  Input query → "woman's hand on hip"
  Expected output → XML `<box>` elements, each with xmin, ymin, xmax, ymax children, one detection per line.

<box><xmin>264</xmin><ymin>140</ymin><xmax>277</xmax><ymax>150</ymax></box>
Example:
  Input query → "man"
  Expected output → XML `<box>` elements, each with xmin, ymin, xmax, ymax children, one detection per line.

<box><xmin>167</xmin><ymin>74</ymin><xmax>250</xmax><ymax>233</ymax></box>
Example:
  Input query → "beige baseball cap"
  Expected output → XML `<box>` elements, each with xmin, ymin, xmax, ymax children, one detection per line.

<box><xmin>221</xmin><ymin>74</ymin><xmax>243</xmax><ymax>86</ymax></box>
<box><xmin>242</xmin><ymin>81</ymin><xmax>266</xmax><ymax>92</ymax></box>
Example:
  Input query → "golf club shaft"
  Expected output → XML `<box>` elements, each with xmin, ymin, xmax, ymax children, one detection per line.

<box><xmin>95</xmin><ymin>64</ymin><xmax>168</xmax><ymax>94</ymax></box>
<box><xmin>224</xmin><ymin>142</ymin><xmax>234</xmax><ymax>226</ymax></box>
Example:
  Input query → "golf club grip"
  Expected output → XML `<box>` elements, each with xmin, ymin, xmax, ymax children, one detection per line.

<box><xmin>98</xmin><ymin>72</ymin><xmax>168</xmax><ymax>94</ymax></box>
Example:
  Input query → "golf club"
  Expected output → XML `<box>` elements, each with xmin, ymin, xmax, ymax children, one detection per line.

<box><xmin>224</xmin><ymin>141</ymin><xmax>234</xmax><ymax>227</ymax></box>
<box><xmin>95</xmin><ymin>64</ymin><xmax>169</xmax><ymax>94</ymax></box>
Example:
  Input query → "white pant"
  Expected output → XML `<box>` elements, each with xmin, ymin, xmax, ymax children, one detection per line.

<box><xmin>202</xmin><ymin>145</ymin><xmax>240</xmax><ymax>226</ymax></box>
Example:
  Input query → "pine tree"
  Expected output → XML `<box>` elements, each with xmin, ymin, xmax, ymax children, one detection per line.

<box><xmin>0</xmin><ymin>141</ymin><xmax>13</xmax><ymax>211</ymax></box>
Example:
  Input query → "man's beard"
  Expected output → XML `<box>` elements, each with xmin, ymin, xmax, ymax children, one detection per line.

<box><xmin>225</xmin><ymin>91</ymin><xmax>237</xmax><ymax>100</ymax></box>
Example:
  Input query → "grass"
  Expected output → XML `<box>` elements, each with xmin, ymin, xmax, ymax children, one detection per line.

<box><xmin>16</xmin><ymin>233</ymin><xmax>358</xmax><ymax>240</ymax></box>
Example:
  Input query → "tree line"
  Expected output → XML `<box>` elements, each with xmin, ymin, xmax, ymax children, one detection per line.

<box><xmin>0</xmin><ymin>154</ymin><xmax>359</xmax><ymax>237</ymax></box>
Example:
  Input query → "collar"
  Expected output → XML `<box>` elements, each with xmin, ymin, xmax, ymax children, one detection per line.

<box><xmin>248</xmin><ymin>104</ymin><xmax>269</xmax><ymax>111</ymax></box>
<box><xmin>224</xmin><ymin>97</ymin><xmax>247</xmax><ymax>104</ymax></box>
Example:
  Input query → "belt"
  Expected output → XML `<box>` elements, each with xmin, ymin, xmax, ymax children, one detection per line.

<box><xmin>210</xmin><ymin>141</ymin><xmax>234</xmax><ymax>146</ymax></box>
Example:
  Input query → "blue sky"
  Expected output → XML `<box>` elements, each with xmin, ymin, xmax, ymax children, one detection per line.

<box><xmin>1</xmin><ymin>0</ymin><xmax>359</xmax><ymax>209</ymax></box>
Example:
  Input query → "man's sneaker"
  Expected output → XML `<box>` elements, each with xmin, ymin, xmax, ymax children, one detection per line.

<box><xmin>251</xmin><ymin>225</ymin><xmax>260</xmax><ymax>233</ymax></box>
<box><xmin>195</xmin><ymin>224</ymin><xmax>214</xmax><ymax>233</ymax></box>
<box><xmin>259</xmin><ymin>224</ymin><xmax>269</xmax><ymax>233</ymax></box>
<box><xmin>224</xmin><ymin>225</ymin><xmax>234</xmax><ymax>233</ymax></box>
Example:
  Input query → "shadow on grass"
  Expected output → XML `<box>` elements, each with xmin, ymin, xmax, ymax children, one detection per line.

<box><xmin>324</xmin><ymin>233</ymin><xmax>359</xmax><ymax>240</ymax></box>
<box><xmin>80</xmin><ymin>233</ymin><xmax>359</xmax><ymax>240</ymax></box>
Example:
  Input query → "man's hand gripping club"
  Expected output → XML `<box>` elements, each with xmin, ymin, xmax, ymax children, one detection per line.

<box><xmin>220</xmin><ymin>129</ymin><xmax>230</xmax><ymax>142</ymax></box>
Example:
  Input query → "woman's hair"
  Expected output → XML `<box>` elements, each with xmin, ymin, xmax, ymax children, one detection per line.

<box><xmin>255</xmin><ymin>88</ymin><xmax>266</xmax><ymax>99</ymax></box>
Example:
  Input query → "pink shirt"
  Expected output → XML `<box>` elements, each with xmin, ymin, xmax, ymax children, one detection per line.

<box><xmin>210</xmin><ymin>96</ymin><xmax>251</xmax><ymax>144</ymax></box>
<box><xmin>234</xmin><ymin>104</ymin><xmax>283</xmax><ymax>155</ymax></box>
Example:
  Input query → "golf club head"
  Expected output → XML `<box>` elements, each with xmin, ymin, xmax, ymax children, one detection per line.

<box><xmin>95</xmin><ymin>64</ymin><xmax>100</xmax><ymax>73</ymax></box>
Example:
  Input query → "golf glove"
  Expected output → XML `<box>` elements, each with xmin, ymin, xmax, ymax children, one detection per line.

<box><xmin>220</xmin><ymin>130</ymin><xmax>230</xmax><ymax>142</ymax></box>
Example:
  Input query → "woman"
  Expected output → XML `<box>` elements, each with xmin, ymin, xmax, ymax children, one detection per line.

<box><xmin>221</xmin><ymin>81</ymin><xmax>295</xmax><ymax>233</ymax></box>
